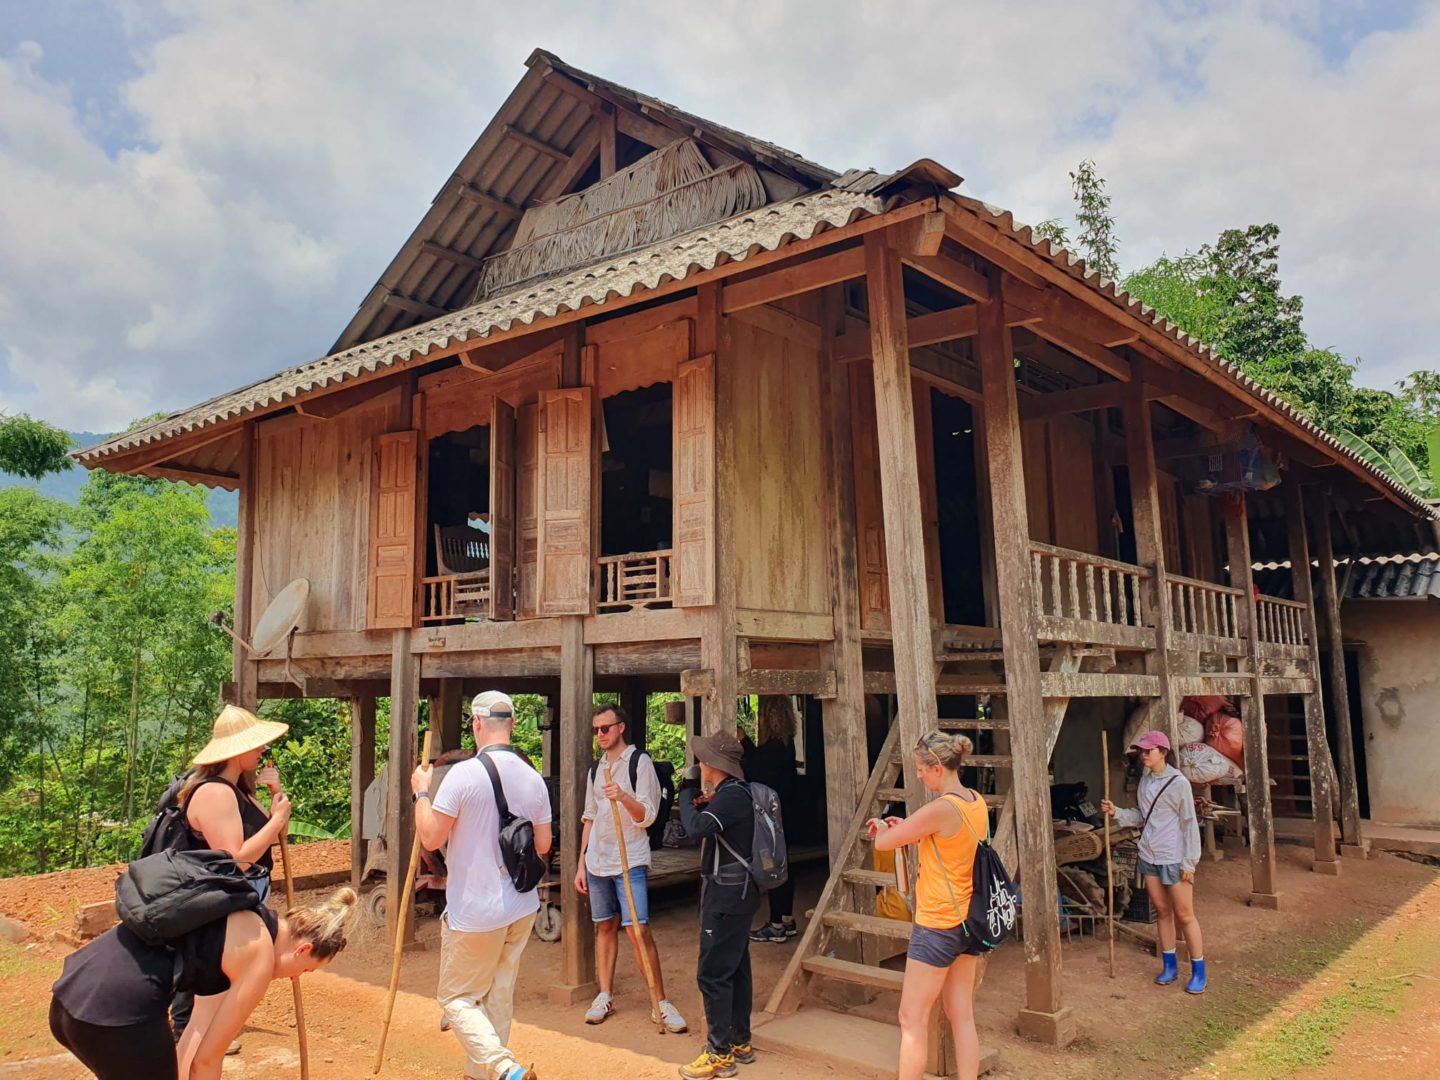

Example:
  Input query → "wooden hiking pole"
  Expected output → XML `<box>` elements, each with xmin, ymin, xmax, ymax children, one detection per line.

<box><xmin>276</xmin><ymin>830</ymin><xmax>311</xmax><ymax>1080</ymax></box>
<box><xmin>374</xmin><ymin>729</ymin><xmax>434</xmax><ymax>1074</ymax></box>
<box><xmin>1102</xmin><ymin>730</ymin><xmax>1116</xmax><ymax>979</ymax></box>
<box><xmin>605</xmin><ymin>763</ymin><xmax>665</xmax><ymax>1034</ymax></box>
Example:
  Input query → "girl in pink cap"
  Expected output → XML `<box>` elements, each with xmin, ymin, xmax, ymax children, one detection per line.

<box><xmin>1100</xmin><ymin>729</ymin><xmax>1206</xmax><ymax>993</ymax></box>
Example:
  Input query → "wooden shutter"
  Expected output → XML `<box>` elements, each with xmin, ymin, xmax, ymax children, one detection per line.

<box><xmin>672</xmin><ymin>353</ymin><xmax>716</xmax><ymax>607</ymax></box>
<box><xmin>1158</xmin><ymin>472</ymin><xmax>1183</xmax><ymax>575</ymax></box>
<box><xmin>537</xmin><ymin>387</ymin><xmax>593</xmax><ymax>615</ymax></box>
<box><xmin>515</xmin><ymin>403</ymin><xmax>540</xmax><ymax>619</ymax></box>
<box><xmin>489</xmin><ymin>399</ymin><xmax>517</xmax><ymax>621</ymax></box>
<box><xmin>850</xmin><ymin>364</ymin><xmax>890</xmax><ymax>630</ymax></box>
<box><xmin>367</xmin><ymin>430</ymin><xmax>419</xmax><ymax>629</ymax></box>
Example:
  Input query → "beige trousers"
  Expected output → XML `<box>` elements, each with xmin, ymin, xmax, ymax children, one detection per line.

<box><xmin>437</xmin><ymin>911</ymin><xmax>536</xmax><ymax>1079</ymax></box>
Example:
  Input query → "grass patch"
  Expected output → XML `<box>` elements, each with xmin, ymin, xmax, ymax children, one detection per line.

<box><xmin>1236</xmin><ymin>976</ymin><xmax>1401</xmax><ymax>1073</ymax></box>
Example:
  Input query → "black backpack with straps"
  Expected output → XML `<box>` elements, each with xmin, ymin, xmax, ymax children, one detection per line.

<box><xmin>589</xmin><ymin>751</ymin><xmax>675</xmax><ymax>851</ymax></box>
<box><xmin>116</xmin><ymin>849</ymin><xmax>267</xmax><ymax>946</ymax></box>
<box><xmin>932</xmin><ymin>792</ymin><xmax>1018</xmax><ymax>952</ymax></box>
<box><xmin>478</xmin><ymin>746</ymin><xmax>547</xmax><ymax>893</ymax></box>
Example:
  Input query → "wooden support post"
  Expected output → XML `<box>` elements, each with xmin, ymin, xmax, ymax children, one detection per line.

<box><xmin>384</xmin><ymin>631</ymin><xmax>420</xmax><ymax>945</ymax></box>
<box><xmin>1310</xmin><ymin>495</ymin><xmax>1366</xmax><ymax>857</ymax></box>
<box><xmin>699</xmin><ymin>282</ymin><xmax>739</xmax><ymax>736</ymax></box>
<box><xmin>435</xmin><ymin>678</ymin><xmax>463</xmax><ymax>752</ymax></box>
<box><xmin>1284</xmin><ymin>483</ymin><xmax>1340</xmax><ymax>874</ymax></box>
<box><xmin>819</xmin><ymin>285</ymin><xmax>869</xmax><ymax>866</ymax></box>
<box><xmin>233</xmin><ymin>421</ymin><xmax>259</xmax><ymax>710</ymax></box>
<box><xmin>863</xmin><ymin>233</ymin><xmax>938</xmax><ymax>813</ymax></box>
<box><xmin>975</xmin><ymin>267</ymin><xmax>1073</xmax><ymax>1047</ymax></box>
<box><xmin>349</xmin><ymin>697</ymin><xmax>377</xmax><ymax>889</ymax></box>
<box><xmin>1122</xmin><ymin>380</ymin><xmax>1181</xmax><ymax>753</ymax></box>
<box><xmin>554</xmin><ymin>615</ymin><xmax>598</xmax><ymax>1002</ymax></box>
<box><xmin>1222</xmin><ymin>494</ymin><xmax>1280</xmax><ymax>908</ymax></box>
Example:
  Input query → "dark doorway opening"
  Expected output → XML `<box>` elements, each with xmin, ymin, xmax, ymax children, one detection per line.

<box><xmin>930</xmin><ymin>389</ymin><xmax>987</xmax><ymax>626</ymax></box>
<box><xmin>600</xmin><ymin>384</ymin><xmax>674</xmax><ymax>556</ymax></box>
<box><xmin>426</xmin><ymin>426</ymin><xmax>490</xmax><ymax>576</ymax></box>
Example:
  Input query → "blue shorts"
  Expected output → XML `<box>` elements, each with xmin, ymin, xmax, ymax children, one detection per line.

<box><xmin>907</xmin><ymin>922</ymin><xmax>983</xmax><ymax>968</ymax></box>
<box><xmin>587</xmin><ymin>866</ymin><xmax>649</xmax><ymax>927</ymax></box>
<box><xmin>1139</xmin><ymin>859</ymin><xmax>1184</xmax><ymax>886</ymax></box>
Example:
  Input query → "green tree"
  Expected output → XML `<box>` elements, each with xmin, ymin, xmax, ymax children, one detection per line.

<box><xmin>0</xmin><ymin>414</ymin><xmax>72</xmax><ymax>479</ymax></box>
<box><xmin>1070</xmin><ymin>160</ymin><xmax>1120</xmax><ymax>280</ymax></box>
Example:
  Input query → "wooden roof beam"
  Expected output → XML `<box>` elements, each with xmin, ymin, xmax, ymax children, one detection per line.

<box><xmin>456</xmin><ymin>183</ymin><xmax>523</xmax><ymax>219</ymax></box>
<box><xmin>460</xmin><ymin>325</ymin><xmax>570</xmax><ymax>374</ymax></box>
<box><xmin>834</xmin><ymin>303</ymin><xmax>1040</xmax><ymax>364</ymax></box>
<box><xmin>419</xmin><ymin>241</ymin><xmax>485</xmax><ymax>273</ymax></box>
<box><xmin>721</xmin><ymin>245</ymin><xmax>866</xmax><ymax>313</ymax></box>
<box><xmin>382</xmin><ymin>291</ymin><xmax>448</xmax><ymax>320</ymax></box>
<box><xmin>148</xmin><ymin>464</ymin><xmax>240</xmax><ymax>489</ymax></box>
<box><xmin>503</xmin><ymin>123</ymin><xmax>569</xmax><ymax>161</ymax></box>
<box><xmin>1018</xmin><ymin>380</ymin><xmax>1125</xmax><ymax>421</ymax></box>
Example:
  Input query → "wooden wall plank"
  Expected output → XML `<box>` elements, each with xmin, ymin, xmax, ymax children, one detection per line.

<box><xmin>850</xmin><ymin>362</ymin><xmax>891</xmax><ymax>629</ymax></box>
<box><xmin>489</xmin><ymin>399</ymin><xmax>517</xmax><ymax>621</ymax></box>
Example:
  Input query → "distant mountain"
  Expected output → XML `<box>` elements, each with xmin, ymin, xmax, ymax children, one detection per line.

<box><xmin>0</xmin><ymin>431</ymin><xmax>239</xmax><ymax>528</ymax></box>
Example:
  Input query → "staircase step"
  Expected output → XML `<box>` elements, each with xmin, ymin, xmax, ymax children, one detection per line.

<box><xmin>939</xmin><ymin>718</ymin><xmax>1009</xmax><ymax>731</ymax></box>
<box><xmin>842</xmin><ymin>868</ymin><xmax>897</xmax><ymax>888</ymax></box>
<box><xmin>802</xmin><ymin>955</ymin><xmax>905</xmax><ymax>992</ymax></box>
<box><xmin>876</xmin><ymin>786</ymin><xmax>1008</xmax><ymax>807</ymax></box>
<box><xmin>822</xmin><ymin>911</ymin><xmax>913</xmax><ymax>941</ymax></box>
<box><xmin>935</xmin><ymin>680</ymin><xmax>1008</xmax><ymax>695</ymax></box>
<box><xmin>935</xmin><ymin>649</ymin><xmax>1007</xmax><ymax>662</ymax></box>
<box><xmin>888</xmin><ymin>752</ymin><xmax>1013</xmax><ymax>769</ymax></box>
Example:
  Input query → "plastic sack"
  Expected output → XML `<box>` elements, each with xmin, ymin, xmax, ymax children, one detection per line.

<box><xmin>1206</xmin><ymin>714</ymin><xmax>1245</xmax><ymax>770</ymax></box>
<box><xmin>1179</xmin><ymin>741</ymin><xmax>1242</xmax><ymax>785</ymax></box>
<box><xmin>1178</xmin><ymin>714</ymin><xmax>1205</xmax><ymax>745</ymax></box>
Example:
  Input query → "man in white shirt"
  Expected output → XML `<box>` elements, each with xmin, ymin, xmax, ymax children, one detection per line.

<box><xmin>573</xmin><ymin>703</ymin><xmax>687</xmax><ymax>1033</ymax></box>
<box><xmin>412</xmin><ymin>690</ymin><xmax>550</xmax><ymax>1080</ymax></box>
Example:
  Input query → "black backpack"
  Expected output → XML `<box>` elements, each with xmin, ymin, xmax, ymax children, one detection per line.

<box><xmin>116</xmin><ymin>849</ymin><xmax>266</xmax><ymax>946</ymax></box>
<box><xmin>716</xmin><ymin>781</ymin><xmax>789</xmax><ymax>892</ymax></box>
<box><xmin>932</xmin><ymin>793</ymin><xmax>1018</xmax><ymax>952</ymax></box>
<box><xmin>137</xmin><ymin>770</ymin><xmax>201</xmax><ymax>859</ymax></box>
<box><xmin>589</xmin><ymin>751</ymin><xmax>675</xmax><ymax>851</ymax></box>
<box><xmin>478</xmin><ymin>747</ymin><xmax>546</xmax><ymax>893</ymax></box>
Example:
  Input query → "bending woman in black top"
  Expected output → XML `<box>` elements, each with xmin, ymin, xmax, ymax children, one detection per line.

<box><xmin>50</xmin><ymin>886</ymin><xmax>357</xmax><ymax>1080</ymax></box>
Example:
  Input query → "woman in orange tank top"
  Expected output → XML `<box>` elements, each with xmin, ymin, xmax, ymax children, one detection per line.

<box><xmin>868</xmin><ymin>731</ymin><xmax>989</xmax><ymax>1080</ymax></box>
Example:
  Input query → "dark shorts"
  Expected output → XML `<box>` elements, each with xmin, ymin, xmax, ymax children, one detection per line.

<box><xmin>907</xmin><ymin>922</ymin><xmax>984</xmax><ymax>968</ymax></box>
<box><xmin>1139</xmin><ymin>859</ymin><xmax>1184</xmax><ymax>886</ymax></box>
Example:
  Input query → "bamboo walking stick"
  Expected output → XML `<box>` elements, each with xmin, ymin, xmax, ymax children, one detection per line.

<box><xmin>605</xmin><ymin>763</ymin><xmax>665</xmax><ymax>1034</ymax></box>
<box><xmin>374</xmin><ymin>729</ymin><xmax>434</xmax><ymax>1075</ymax></box>
<box><xmin>1102</xmin><ymin>729</ymin><xmax>1116</xmax><ymax>979</ymax></box>
<box><xmin>277</xmin><ymin>830</ymin><xmax>311</xmax><ymax>1080</ymax></box>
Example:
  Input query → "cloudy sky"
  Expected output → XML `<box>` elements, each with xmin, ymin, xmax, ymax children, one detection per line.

<box><xmin>2</xmin><ymin>0</ymin><xmax>1437</xmax><ymax>431</ymax></box>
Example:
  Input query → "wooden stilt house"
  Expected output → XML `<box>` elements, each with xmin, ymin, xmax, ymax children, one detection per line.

<box><xmin>79</xmin><ymin>51</ymin><xmax>1440</xmax><ymax>1050</ymax></box>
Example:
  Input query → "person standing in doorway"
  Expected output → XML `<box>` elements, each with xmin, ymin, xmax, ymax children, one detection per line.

<box><xmin>742</xmin><ymin>696</ymin><xmax>799</xmax><ymax>944</ymax></box>
<box><xmin>574</xmin><ymin>703</ymin><xmax>687</xmax><ymax>1032</ymax></box>
<box><xmin>1101</xmin><ymin>729</ymin><xmax>1206</xmax><ymax>994</ymax></box>
<box><xmin>412</xmin><ymin>690</ymin><xmax>551</xmax><ymax>1080</ymax></box>
<box><xmin>676</xmin><ymin>732</ymin><xmax>759</xmax><ymax>1079</ymax></box>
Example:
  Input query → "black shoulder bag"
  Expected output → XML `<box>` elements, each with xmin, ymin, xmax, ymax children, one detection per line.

<box><xmin>477</xmin><ymin>747</ymin><xmax>547</xmax><ymax>893</ymax></box>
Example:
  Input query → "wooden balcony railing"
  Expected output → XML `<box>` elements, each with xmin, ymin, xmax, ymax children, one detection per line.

<box><xmin>1256</xmin><ymin>595</ymin><xmax>1310</xmax><ymax>649</ymax></box>
<box><xmin>1165</xmin><ymin>573</ymin><xmax>1245</xmax><ymax>652</ymax></box>
<box><xmin>1030</xmin><ymin>542</ymin><xmax>1151</xmax><ymax>646</ymax></box>
<box><xmin>421</xmin><ymin>571</ymin><xmax>490</xmax><ymax>623</ymax></box>
<box><xmin>597</xmin><ymin>549</ymin><xmax>673</xmax><ymax>612</ymax></box>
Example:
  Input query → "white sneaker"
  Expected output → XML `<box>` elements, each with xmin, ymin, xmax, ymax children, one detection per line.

<box><xmin>653</xmin><ymin>998</ymin><xmax>688</xmax><ymax>1034</ymax></box>
<box><xmin>584</xmin><ymin>991</ymin><xmax>614</xmax><ymax>1024</ymax></box>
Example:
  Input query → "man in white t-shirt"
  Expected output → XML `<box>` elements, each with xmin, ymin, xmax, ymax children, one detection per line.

<box><xmin>413</xmin><ymin>690</ymin><xmax>550</xmax><ymax>1080</ymax></box>
<box><xmin>574</xmin><ymin>703</ymin><xmax>687</xmax><ymax>1033</ymax></box>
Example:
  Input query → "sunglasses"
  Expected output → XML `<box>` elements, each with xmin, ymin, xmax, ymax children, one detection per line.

<box><xmin>592</xmin><ymin>721</ymin><xmax>622</xmax><ymax>736</ymax></box>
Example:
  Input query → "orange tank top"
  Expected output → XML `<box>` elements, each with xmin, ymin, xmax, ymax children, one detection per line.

<box><xmin>915</xmin><ymin>791</ymin><xmax>989</xmax><ymax>930</ymax></box>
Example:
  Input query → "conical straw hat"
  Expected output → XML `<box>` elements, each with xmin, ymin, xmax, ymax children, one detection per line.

<box><xmin>192</xmin><ymin>705</ymin><xmax>290</xmax><ymax>766</ymax></box>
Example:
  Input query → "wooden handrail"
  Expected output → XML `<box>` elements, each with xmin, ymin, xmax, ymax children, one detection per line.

<box><xmin>1029</xmin><ymin>542</ymin><xmax>1148</xmax><ymax>628</ymax></box>
<box><xmin>1162</xmin><ymin>571</ymin><xmax>1245</xmax><ymax>596</ymax></box>
<box><xmin>1256</xmin><ymin>594</ymin><xmax>1311</xmax><ymax>646</ymax></box>
<box><xmin>597</xmin><ymin>549</ymin><xmax>673</xmax><ymax>611</ymax></box>
<box><xmin>1027</xmin><ymin>541</ymin><xmax>1152</xmax><ymax>579</ymax></box>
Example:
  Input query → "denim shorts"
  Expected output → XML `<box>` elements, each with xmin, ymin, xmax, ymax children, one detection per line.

<box><xmin>907</xmin><ymin>922</ymin><xmax>983</xmax><ymax>968</ymax></box>
<box><xmin>1138</xmin><ymin>859</ymin><xmax>1184</xmax><ymax>886</ymax></box>
<box><xmin>588</xmin><ymin>866</ymin><xmax>649</xmax><ymax>926</ymax></box>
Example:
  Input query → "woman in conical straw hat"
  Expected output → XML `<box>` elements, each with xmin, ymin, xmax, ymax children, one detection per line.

<box><xmin>178</xmin><ymin>705</ymin><xmax>293</xmax><ymax>901</ymax></box>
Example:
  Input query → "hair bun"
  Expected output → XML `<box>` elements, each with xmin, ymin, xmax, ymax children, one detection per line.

<box><xmin>952</xmin><ymin>733</ymin><xmax>975</xmax><ymax>756</ymax></box>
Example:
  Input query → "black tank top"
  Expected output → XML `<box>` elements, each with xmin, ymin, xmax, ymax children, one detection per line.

<box><xmin>51</xmin><ymin>906</ymin><xmax>278</xmax><ymax>1026</ymax></box>
<box><xmin>185</xmin><ymin>776</ymin><xmax>274</xmax><ymax>874</ymax></box>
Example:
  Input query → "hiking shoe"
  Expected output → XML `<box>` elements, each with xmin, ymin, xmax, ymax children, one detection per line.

<box><xmin>584</xmin><ymin>991</ymin><xmax>615</xmax><ymax>1025</ymax></box>
<box><xmin>678</xmin><ymin>1048</ymin><xmax>737</xmax><ymax>1079</ymax></box>
<box><xmin>653</xmin><ymin>998</ymin><xmax>688</xmax><ymax>1033</ymax></box>
<box><xmin>730</xmin><ymin>1042</ymin><xmax>756</xmax><ymax>1065</ymax></box>
<box><xmin>781</xmin><ymin>921</ymin><xmax>798</xmax><ymax>938</ymax></box>
<box><xmin>226</xmin><ymin>1040</ymin><xmax>241</xmax><ymax>1056</ymax></box>
<box><xmin>749</xmin><ymin>924</ymin><xmax>789</xmax><ymax>944</ymax></box>
<box><xmin>501</xmin><ymin>1066</ymin><xmax>537</xmax><ymax>1080</ymax></box>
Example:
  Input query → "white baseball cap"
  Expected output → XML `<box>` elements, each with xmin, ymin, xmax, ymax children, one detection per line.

<box><xmin>471</xmin><ymin>690</ymin><xmax>515</xmax><ymax>718</ymax></box>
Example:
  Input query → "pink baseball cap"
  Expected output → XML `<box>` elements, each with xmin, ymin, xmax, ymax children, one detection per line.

<box><xmin>1130</xmin><ymin>730</ymin><xmax>1171</xmax><ymax>752</ymax></box>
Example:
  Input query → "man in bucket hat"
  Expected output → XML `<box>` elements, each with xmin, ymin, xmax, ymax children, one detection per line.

<box><xmin>675</xmin><ymin>732</ymin><xmax>758</xmax><ymax>1079</ymax></box>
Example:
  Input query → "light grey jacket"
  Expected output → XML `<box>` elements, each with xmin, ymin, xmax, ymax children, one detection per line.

<box><xmin>1114</xmin><ymin>764</ymin><xmax>1202</xmax><ymax>873</ymax></box>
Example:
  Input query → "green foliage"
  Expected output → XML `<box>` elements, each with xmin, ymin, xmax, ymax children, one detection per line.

<box><xmin>1032</xmin><ymin>218</ymin><xmax>1071</xmax><ymax>249</ymax></box>
<box><xmin>0</xmin><ymin>415</ymin><xmax>72</xmax><ymax>480</ymax></box>
<box><xmin>1070</xmin><ymin>160</ymin><xmax>1119</xmax><ymax>281</ymax></box>
<box><xmin>264</xmin><ymin>699</ymin><xmax>357</xmax><ymax>837</ymax></box>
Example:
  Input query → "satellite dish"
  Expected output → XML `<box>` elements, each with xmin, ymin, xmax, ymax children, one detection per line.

<box><xmin>251</xmin><ymin>578</ymin><xmax>311</xmax><ymax>656</ymax></box>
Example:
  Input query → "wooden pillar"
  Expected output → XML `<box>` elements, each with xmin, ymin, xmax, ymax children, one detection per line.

<box><xmin>1310</xmin><ymin>495</ymin><xmax>1366</xmax><ymax>856</ymax></box>
<box><xmin>1284</xmin><ymin>482</ymin><xmax>1340</xmax><ymax>873</ymax></box>
<box><xmin>385</xmin><ymin>630</ymin><xmax>420</xmax><ymax>944</ymax></box>
<box><xmin>434</xmin><ymin>678</ymin><xmax>463</xmax><ymax>752</ymax></box>
<box><xmin>863</xmin><ymin>233</ymin><xmax>938</xmax><ymax>811</ymax></box>
<box><xmin>349</xmin><ymin>697</ymin><xmax>377</xmax><ymax>889</ymax></box>
<box><xmin>698</xmin><ymin>282</ymin><xmax>739</xmax><ymax>736</ymax></box>
<box><xmin>1222</xmin><ymin>494</ymin><xmax>1280</xmax><ymax>907</ymax></box>
<box><xmin>553</xmin><ymin>615</ymin><xmax>598</xmax><ymax>1002</ymax></box>
<box><xmin>819</xmin><ymin>286</ymin><xmax>869</xmax><ymax>865</ymax></box>
<box><xmin>1121</xmin><ymin>380</ymin><xmax>1181</xmax><ymax>753</ymax></box>
<box><xmin>974</xmin><ymin>268</ymin><xmax>1072</xmax><ymax>1047</ymax></box>
<box><xmin>233</xmin><ymin>420</ymin><xmax>259</xmax><ymax>710</ymax></box>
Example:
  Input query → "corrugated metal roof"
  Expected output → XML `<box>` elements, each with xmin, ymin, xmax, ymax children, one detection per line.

<box><xmin>1347</xmin><ymin>553</ymin><xmax>1440</xmax><ymax>599</ymax></box>
<box><xmin>76</xmin><ymin>189</ymin><xmax>884</xmax><ymax>462</ymax></box>
<box><xmin>952</xmin><ymin>194</ymin><xmax>1440</xmax><ymax>522</ymax></box>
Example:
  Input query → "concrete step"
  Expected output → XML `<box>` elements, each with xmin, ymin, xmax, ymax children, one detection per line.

<box><xmin>754</xmin><ymin>1007</ymin><xmax>998</xmax><ymax>1079</ymax></box>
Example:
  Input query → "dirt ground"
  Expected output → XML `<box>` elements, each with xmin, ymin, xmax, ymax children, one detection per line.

<box><xmin>2</xmin><ymin>840</ymin><xmax>1438</xmax><ymax>1079</ymax></box>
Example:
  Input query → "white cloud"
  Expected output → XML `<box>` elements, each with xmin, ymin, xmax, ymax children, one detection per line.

<box><xmin>1</xmin><ymin>0</ymin><xmax>1437</xmax><ymax>431</ymax></box>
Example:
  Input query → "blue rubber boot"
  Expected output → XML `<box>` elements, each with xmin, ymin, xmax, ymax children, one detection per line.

<box><xmin>1186</xmin><ymin>958</ymin><xmax>1207</xmax><ymax>995</ymax></box>
<box><xmin>1155</xmin><ymin>950</ymin><xmax>1179</xmax><ymax>986</ymax></box>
